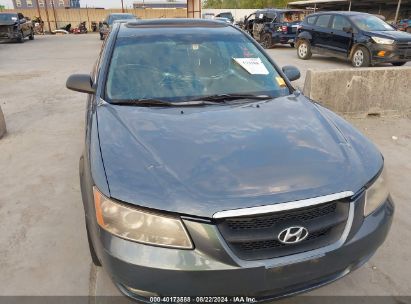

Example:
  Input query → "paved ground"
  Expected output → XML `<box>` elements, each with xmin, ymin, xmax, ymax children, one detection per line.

<box><xmin>0</xmin><ymin>34</ymin><xmax>410</xmax><ymax>301</ymax></box>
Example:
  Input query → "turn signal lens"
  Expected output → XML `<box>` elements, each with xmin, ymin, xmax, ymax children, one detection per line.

<box><xmin>364</xmin><ymin>168</ymin><xmax>389</xmax><ymax>216</ymax></box>
<box><xmin>377</xmin><ymin>51</ymin><xmax>386</xmax><ymax>57</ymax></box>
<box><xmin>93</xmin><ymin>187</ymin><xmax>193</xmax><ymax>249</ymax></box>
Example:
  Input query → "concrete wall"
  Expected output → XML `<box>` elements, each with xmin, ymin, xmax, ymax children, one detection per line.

<box><xmin>0</xmin><ymin>105</ymin><xmax>6</xmax><ymax>139</ymax></box>
<box><xmin>303</xmin><ymin>67</ymin><xmax>411</xmax><ymax>117</ymax></box>
<box><xmin>2</xmin><ymin>8</ymin><xmax>187</xmax><ymax>31</ymax></box>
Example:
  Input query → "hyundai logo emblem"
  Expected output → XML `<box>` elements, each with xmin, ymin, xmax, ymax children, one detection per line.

<box><xmin>278</xmin><ymin>226</ymin><xmax>309</xmax><ymax>244</ymax></box>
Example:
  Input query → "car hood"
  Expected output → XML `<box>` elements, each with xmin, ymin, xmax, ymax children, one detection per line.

<box><xmin>96</xmin><ymin>94</ymin><xmax>382</xmax><ymax>218</ymax></box>
<box><xmin>366</xmin><ymin>30</ymin><xmax>411</xmax><ymax>41</ymax></box>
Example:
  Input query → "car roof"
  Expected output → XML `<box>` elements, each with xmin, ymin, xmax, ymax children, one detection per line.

<box><xmin>118</xmin><ymin>19</ymin><xmax>234</xmax><ymax>38</ymax></box>
<box><xmin>257</xmin><ymin>9</ymin><xmax>304</xmax><ymax>13</ymax></box>
<box><xmin>309</xmin><ymin>11</ymin><xmax>372</xmax><ymax>17</ymax></box>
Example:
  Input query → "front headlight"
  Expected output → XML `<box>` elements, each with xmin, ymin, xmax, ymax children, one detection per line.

<box><xmin>371</xmin><ymin>36</ymin><xmax>394</xmax><ymax>45</ymax></box>
<box><xmin>93</xmin><ymin>187</ymin><xmax>193</xmax><ymax>249</ymax></box>
<box><xmin>364</xmin><ymin>168</ymin><xmax>389</xmax><ymax>216</ymax></box>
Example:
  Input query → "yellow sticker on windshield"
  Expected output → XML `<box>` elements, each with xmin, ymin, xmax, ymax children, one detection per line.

<box><xmin>276</xmin><ymin>77</ymin><xmax>286</xmax><ymax>87</ymax></box>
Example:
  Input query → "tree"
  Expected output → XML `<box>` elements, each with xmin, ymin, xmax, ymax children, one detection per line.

<box><xmin>203</xmin><ymin>0</ymin><xmax>293</xmax><ymax>9</ymax></box>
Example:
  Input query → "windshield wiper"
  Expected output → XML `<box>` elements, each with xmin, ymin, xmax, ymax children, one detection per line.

<box><xmin>191</xmin><ymin>94</ymin><xmax>273</xmax><ymax>103</ymax></box>
<box><xmin>112</xmin><ymin>98</ymin><xmax>222</xmax><ymax>107</ymax></box>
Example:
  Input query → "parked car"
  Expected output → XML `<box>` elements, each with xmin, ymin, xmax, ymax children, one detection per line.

<box><xmin>216</xmin><ymin>11</ymin><xmax>234</xmax><ymax>23</ymax></box>
<box><xmin>397</xmin><ymin>19</ymin><xmax>411</xmax><ymax>33</ymax></box>
<box><xmin>99</xmin><ymin>13</ymin><xmax>137</xmax><ymax>40</ymax></box>
<box><xmin>0</xmin><ymin>12</ymin><xmax>34</xmax><ymax>43</ymax></box>
<box><xmin>296</xmin><ymin>11</ymin><xmax>411</xmax><ymax>67</ymax></box>
<box><xmin>66</xmin><ymin>19</ymin><xmax>393</xmax><ymax>302</ymax></box>
<box><xmin>242</xmin><ymin>9</ymin><xmax>305</xmax><ymax>48</ymax></box>
<box><xmin>214</xmin><ymin>17</ymin><xmax>232</xmax><ymax>24</ymax></box>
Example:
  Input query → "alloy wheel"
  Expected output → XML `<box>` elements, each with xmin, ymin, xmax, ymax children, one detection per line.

<box><xmin>298</xmin><ymin>43</ymin><xmax>308</xmax><ymax>58</ymax></box>
<box><xmin>353</xmin><ymin>49</ymin><xmax>364</xmax><ymax>67</ymax></box>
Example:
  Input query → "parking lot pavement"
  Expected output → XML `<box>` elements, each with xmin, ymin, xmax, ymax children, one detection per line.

<box><xmin>0</xmin><ymin>34</ymin><xmax>410</xmax><ymax>300</ymax></box>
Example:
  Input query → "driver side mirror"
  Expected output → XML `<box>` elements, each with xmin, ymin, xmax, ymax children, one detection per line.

<box><xmin>282</xmin><ymin>66</ymin><xmax>301</xmax><ymax>82</ymax></box>
<box><xmin>66</xmin><ymin>74</ymin><xmax>95</xmax><ymax>94</ymax></box>
<box><xmin>343</xmin><ymin>26</ymin><xmax>353</xmax><ymax>33</ymax></box>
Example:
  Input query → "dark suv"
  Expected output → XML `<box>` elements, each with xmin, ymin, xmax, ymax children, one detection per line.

<box><xmin>243</xmin><ymin>9</ymin><xmax>305</xmax><ymax>48</ymax></box>
<box><xmin>296</xmin><ymin>11</ymin><xmax>411</xmax><ymax>67</ymax></box>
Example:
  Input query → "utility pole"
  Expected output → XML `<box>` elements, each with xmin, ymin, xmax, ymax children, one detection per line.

<box><xmin>121</xmin><ymin>0</ymin><xmax>125</xmax><ymax>12</ymax></box>
<box><xmin>394</xmin><ymin>0</ymin><xmax>402</xmax><ymax>23</ymax></box>
<box><xmin>51</xmin><ymin>0</ymin><xmax>58</xmax><ymax>30</ymax></box>
<box><xmin>44</xmin><ymin>0</ymin><xmax>52</xmax><ymax>33</ymax></box>
<box><xmin>35</xmin><ymin>0</ymin><xmax>41</xmax><ymax>19</ymax></box>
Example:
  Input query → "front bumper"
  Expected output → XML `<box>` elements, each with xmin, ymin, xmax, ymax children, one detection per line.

<box><xmin>0</xmin><ymin>30</ymin><xmax>20</xmax><ymax>40</ymax></box>
<box><xmin>370</xmin><ymin>43</ymin><xmax>411</xmax><ymax>63</ymax></box>
<box><xmin>91</xmin><ymin>195</ymin><xmax>394</xmax><ymax>302</ymax></box>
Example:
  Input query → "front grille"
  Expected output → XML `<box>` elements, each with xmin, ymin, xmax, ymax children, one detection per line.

<box><xmin>217</xmin><ymin>199</ymin><xmax>350</xmax><ymax>260</ymax></box>
<box><xmin>0</xmin><ymin>26</ymin><xmax>11</xmax><ymax>34</ymax></box>
<box><xmin>396</xmin><ymin>42</ymin><xmax>411</xmax><ymax>59</ymax></box>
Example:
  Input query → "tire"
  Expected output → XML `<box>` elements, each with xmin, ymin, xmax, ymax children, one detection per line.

<box><xmin>297</xmin><ymin>39</ymin><xmax>312</xmax><ymax>60</ymax></box>
<box><xmin>86</xmin><ymin>224</ymin><xmax>102</xmax><ymax>266</ymax></box>
<box><xmin>17</xmin><ymin>32</ymin><xmax>24</xmax><ymax>43</ymax></box>
<box><xmin>29</xmin><ymin>29</ymin><xmax>34</xmax><ymax>40</ymax></box>
<box><xmin>351</xmin><ymin>46</ymin><xmax>371</xmax><ymax>67</ymax></box>
<box><xmin>290</xmin><ymin>42</ymin><xmax>295</xmax><ymax>48</ymax></box>
<box><xmin>261</xmin><ymin>34</ymin><xmax>272</xmax><ymax>49</ymax></box>
<box><xmin>391</xmin><ymin>62</ymin><xmax>406</xmax><ymax>66</ymax></box>
<box><xmin>100</xmin><ymin>33</ymin><xmax>104</xmax><ymax>40</ymax></box>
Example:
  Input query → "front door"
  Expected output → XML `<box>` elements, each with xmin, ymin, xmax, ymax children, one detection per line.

<box><xmin>329</xmin><ymin>15</ymin><xmax>354</xmax><ymax>56</ymax></box>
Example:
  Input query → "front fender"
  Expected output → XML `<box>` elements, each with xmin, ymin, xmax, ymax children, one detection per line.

<box><xmin>297</xmin><ymin>31</ymin><xmax>312</xmax><ymax>42</ymax></box>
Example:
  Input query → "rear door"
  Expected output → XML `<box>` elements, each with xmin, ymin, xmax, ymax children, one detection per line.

<box><xmin>312</xmin><ymin>14</ymin><xmax>333</xmax><ymax>50</ymax></box>
<box><xmin>329</xmin><ymin>15</ymin><xmax>354</xmax><ymax>56</ymax></box>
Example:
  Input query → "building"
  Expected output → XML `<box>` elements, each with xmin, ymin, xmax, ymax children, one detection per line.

<box><xmin>288</xmin><ymin>0</ymin><xmax>411</xmax><ymax>22</ymax></box>
<box><xmin>133</xmin><ymin>0</ymin><xmax>187</xmax><ymax>9</ymax></box>
<box><xmin>12</xmin><ymin>0</ymin><xmax>80</xmax><ymax>9</ymax></box>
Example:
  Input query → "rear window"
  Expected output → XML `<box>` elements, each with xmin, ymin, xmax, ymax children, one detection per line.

<box><xmin>316</xmin><ymin>15</ymin><xmax>331</xmax><ymax>28</ymax></box>
<box><xmin>106</xmin><ymin>28</ymin><xmax>290</xmax><ymax>103</ymax></box>
<box><xmin>280</xmin><ymin>11</ymin><xmax>305</xmax><ymax>23</ymax></box>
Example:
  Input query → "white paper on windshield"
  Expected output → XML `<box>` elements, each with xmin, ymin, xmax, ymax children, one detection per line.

<box><xmin>11</xmin><ymin>17</ymin><xmax>18</xmax><ymax>21</ymax></box>
<box><xmin>259</xmin><ymin>13</ymin><xmax>264</xmax><ymax>19</ymax></box>
<box><xmin>233</xmin><ymin>58</ymin><xmax>269</xmax><ymax>75</ymax></box>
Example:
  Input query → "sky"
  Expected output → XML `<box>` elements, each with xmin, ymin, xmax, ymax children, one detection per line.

<box><xmin>0</xmin><ymin>0</ymin><xmax>187</xmax><ymax>9</ymax></box>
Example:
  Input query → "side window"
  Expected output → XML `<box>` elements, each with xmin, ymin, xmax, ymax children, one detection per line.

<box><xmin>316</xmin><ymin>15</ymin><xmax>331</xmax><ymax>28</ymax></box>
<box><xmin>331</xmin><ymin>15</ymin><xmax>352</xmax><ymax>31</ymax></box>
<box><xmin>306</xmin><ymin>15</ymin><xmax>317</xmax><ymax>25</ymax></box>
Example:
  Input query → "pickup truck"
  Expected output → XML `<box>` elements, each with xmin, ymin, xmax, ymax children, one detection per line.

<box><xmin>0</xmin><ymin>12</ymin><xmax>34</xmax><ymax>43</ymax></box>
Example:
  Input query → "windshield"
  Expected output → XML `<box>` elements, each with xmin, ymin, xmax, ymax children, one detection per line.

<box><xmin>350</xmin><ymin>15</ymin><xmax>394</xmax><ymax>31</ymax></box>
<box><xmin>0</xmin><ymin>14</ymin><xmax>18</xmax><ymax>22</ymax></box>
<box><xmin>106</xmin><ymin>28</ymin><xmax>290</xmax><ymax>104</ymax></box>
<box><xmin>108</xmin><ymin>14</ymin><xmax>135</xmax><ymax>25</ymax></box>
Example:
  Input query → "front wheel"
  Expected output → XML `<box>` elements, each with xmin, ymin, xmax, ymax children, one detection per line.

<box><xmin>297</xmin><ymin>40</ymin><xmax>312</xmax><ymax>60</ymax></box>
<box><xmin>351</xmin><ymin>46</ymin><xmax>371</xmax><ymax>67</ymax></box>
<box><xmin>261</xmin><ymin>34</ymin><xmax>272</xmax><ymax>49</ymax></box>
<box><xmin>391</xmin><ymin>62</ymin><xmax>406</xmax><ymax>66</ymax></box>
<box><xmin>17</xmin><ymin>32</ymin><xmax>24</xmax><ymax>43</ymax></box>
